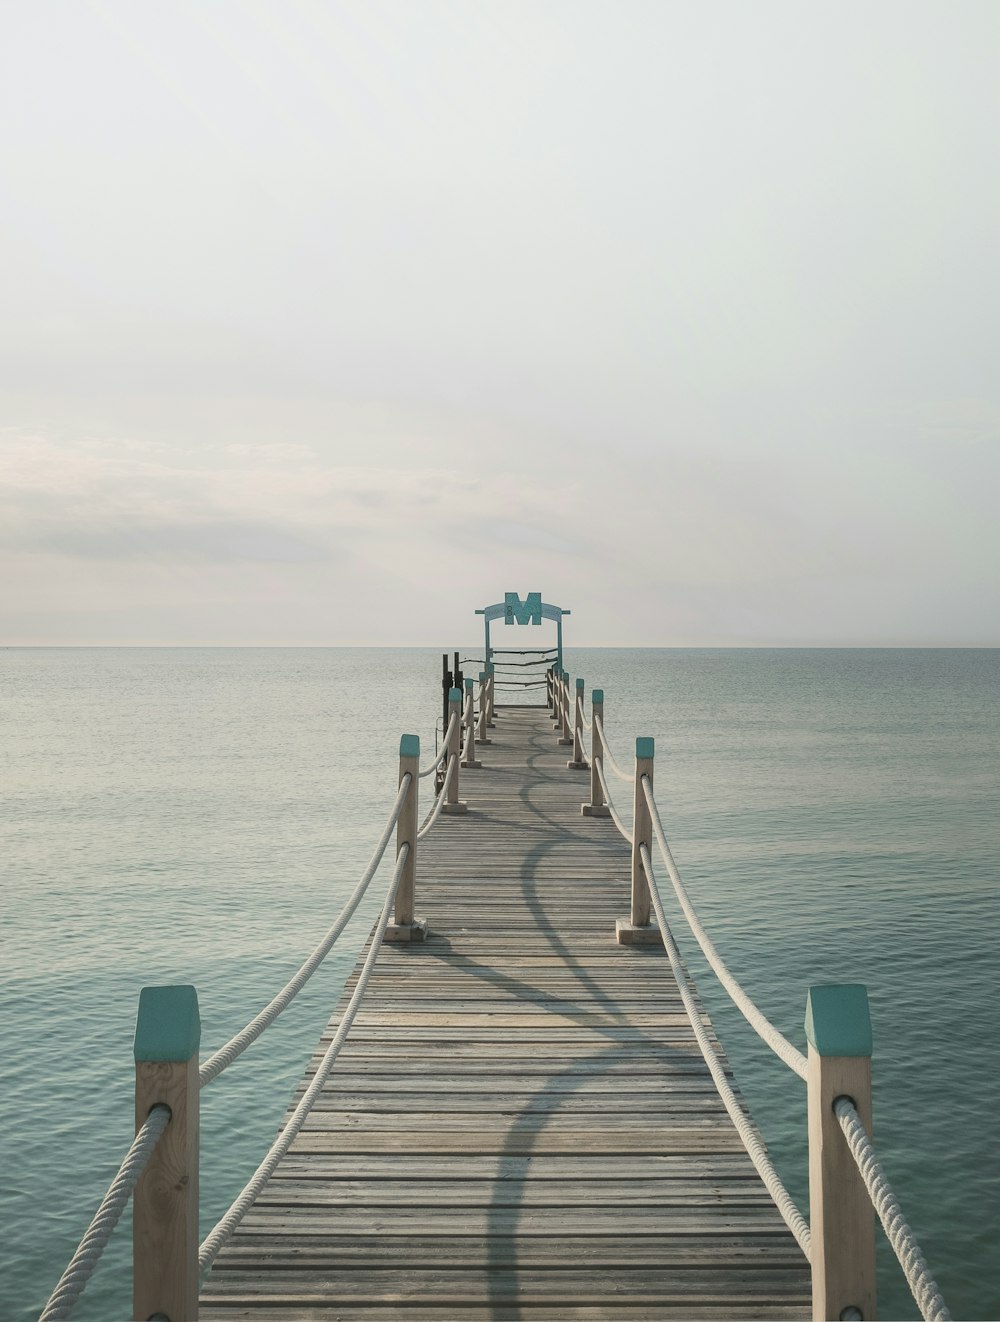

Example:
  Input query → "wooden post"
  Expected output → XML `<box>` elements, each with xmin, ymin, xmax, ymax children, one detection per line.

<box><xmin>443</xmin><ymin>687</ymin><xmax>467</xmax><ymax>813</ymax></box>
<box><xmin>133</xmin><ymin>984</ymin><xmax>200</xmax><ymax>1322</ymax></box>
<box><xmin>551</xmin><ymin>666</ymin><xmax>562</xmax><ymax>726</ymax></box>
<box><xmin>462</xmin><ymin>677</ymin><xmax>482</xmax><ymax>768</ymax></box>
<box><xmin>486</xmin><ymin>663</ymin><xmax>496</xmax><ymax>726</ymax></box>
<box><xmin>616</xmin><ymin>738</ymin><xmax>661</xmax><ymax>945</ymax></box>
<box><xmin>386</xmin><ymin>735</ymin><xmax>425</xmax><ymax>942</ymax></box>
<box><xmin>582</xmin><ymin>689</ymin><xmax>610</xmax><ymax>816</ymax></box>
<box><xmin>806</xmin><ymin>985</ymin><xmax>876</xmax><ymax>1321</ymax></box>
<box><xmin>477</xmin><ymin>672</ymin><xmax>492</xmax><ymax>744</ymax></box>
<box><xmin>546</xmin><ymin>666</ymin><xmax>554</xmax><ymax>710</ymax></box>
<box><xmin>567</xmin><ymin>677</ymin><xmax>589</xmax><ymax>769</ymax></box>
<box><xmin>558</xmin><ymin>671</ymin><xmax>573</xmax><ymax>745</ymax></box>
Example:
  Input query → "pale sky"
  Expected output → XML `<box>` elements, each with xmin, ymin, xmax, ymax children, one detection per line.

<box><xmin>2</xmin><ymin>0</ymin><xmax>998</xmax><ymax>645</ymax></box>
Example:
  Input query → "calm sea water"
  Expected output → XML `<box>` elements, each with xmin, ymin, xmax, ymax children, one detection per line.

<box><xmin>3</xmin><ymin>647</ymin><xmax>997</xmax><ymax>1321</ymax></box>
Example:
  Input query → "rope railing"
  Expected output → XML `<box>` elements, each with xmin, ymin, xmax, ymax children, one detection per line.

<box><xmin>593</xmin><ymin>712</ymin><xmax>633</xmax><ymax>781</ymax></box>
<box><xmin>198</xmin><ymin>840</ymin><xmax>408</xmax><ymax>1273</ymax></box>
<box><xmin>38</xmin><ymin>1105</ymin><xmax>171</xmax><ymax>1322</ymax></box>
<box><xmin>418</xmin><ymin>753</ymin><xmax>456</xmax><ymax>839</ymax></box>
<box><xmin>639</xmin><ymin>843</ymin><xmax>812</xmax><ymax>1257</ymax></box>
<box><xmin>641</xmin><ymin>775</ymin><xmax>807</xmax><ymax>1080</ymax></box>
<box><xmin>594</xmin><ymin>760</ymin><xmax>633</xmax><ymax>844</ymax></box>
<box><xmin>40</xmin><ymin>718</ymin><xmax>441</xmax><ymax>1320</ymax></box>
<box><xmin>835</xmin><ymin>1098</ymin><xmax>952</xmax><ymax>1322</ymax></box>
<box><xmin>572</xmin><ymin>675</ymin><xmax>951</xmax><ymax>1322</ymax></box>
<box><xmin>198</xmin><ymin>772</ymin><xmax>414</xmax><ymax>1088</ymax></box>
<box><xmin>419</xmin><ymin>711</ymin><xmax>457</xmax><ymax>778</ymax></box>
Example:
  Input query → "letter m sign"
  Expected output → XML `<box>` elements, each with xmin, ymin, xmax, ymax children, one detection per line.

<box><xmin>505</xmin><ymin>591</ymin><xmax>543</xmax><ymax>625</ymax></box>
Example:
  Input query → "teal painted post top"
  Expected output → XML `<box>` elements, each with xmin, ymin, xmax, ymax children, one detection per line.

<box><xmin>399</xmin><ymin>734</ymin><xmax>420</xmax><ymax>758</ymax></box>
<box><xmin>593</xmin><ymin>689</ymin><xmax>604</xmax><ymax>703</ymax></box>
<box><xmin>576</xmin><ymin>678</ymin><xmax>584</xmax><ymax>691</ymax></box>
<box><xmin>636</xmin><ymin>737</ymin><xmax>655</xmax><ymax>760</ymax></box>
<box><xmin>448</xmin><ymin>687</ymin><xmax>462</xmax><ymax>702</ymax></box>
<box><xmin>562</xmin><ymin>670</ymin><xmax>569</xmax><ymax>681</ymax></box>
<box><xmin>486</xmin><ymin>662</ymin><xmax>494</xmax><ymax>675</ymax></box>
<box><xmin>479</xmin><ymin>671</ymin><xmax>487</xmax><ymax>681</ymax></box>
<box><xmin>805</xmin><ymin>985</ymin><xmax>873</xmax><ymax>1057</ymax></box>
<box><xmin>134</xmin><ymin>985</ymin><xmax>200</xmax><ymax>1063</ymax></box>
<box><xmin>464</xmin><ymin>677</ymin><xmax>474</xmax><ymax>691</ymax></box>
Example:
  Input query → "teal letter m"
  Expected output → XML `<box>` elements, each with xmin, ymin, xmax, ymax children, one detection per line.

<box><xmin>505</xmin><ymin>591</ymin><xmax>543</xmax><ymax>625</ymax></box>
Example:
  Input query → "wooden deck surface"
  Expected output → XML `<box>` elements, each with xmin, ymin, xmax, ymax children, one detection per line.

<box><xmin>200</xmin><ymin>704</ymin><xmax>809</xmax><ymax>1319</ymax></box>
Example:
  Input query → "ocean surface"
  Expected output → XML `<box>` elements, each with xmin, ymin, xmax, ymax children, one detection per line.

<box><xmin>3</xmin><ymin>646</ymin><xmax>998</xmax><ymax>1322</ymax></box>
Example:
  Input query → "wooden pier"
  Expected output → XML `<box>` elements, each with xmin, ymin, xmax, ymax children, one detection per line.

<box><xmin>199</xmin><ymin>704</ymin><xmax>810</xmax><ymax>1319</ymax></box>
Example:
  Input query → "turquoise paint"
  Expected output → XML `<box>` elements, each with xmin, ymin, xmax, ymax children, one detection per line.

<box><xmin>479</xmin><ymin>671</ymin><xmax>487</xmax><ymax>681</ymax></box>
<box><xmin>805</xmin><ymin>985</ymin><xmax>873</xmax><ymax>1057</ymax></box>
<box><xmin>593</xmin><ymin>689</ymin><xmax>604</xmax><ymax>703</ymax></box>
<box><xmin>504</xmin><ymin>591</ymin><xmax>543</xmax><ymax>625</ymax></box>
<box><xmin>448</xmin><ymin>688</ymin><xmax>462</xmax><ymax>702</ymax></box>
<box><xmin>576</xmin><ymin>678</ymin><xmax>585</xmax><ymax>691</ymax></box>
<box><xmin>477</xmin><ymin>596</ymin><xmax>570</xmax><ymax>674</ymax></box>
<box><xmin>464</xmin><ymin>677</ymin><xmax>474</xmax><ymax>690</ymax></box>
<box><xmin>636</xmin><ymin>737</ymin><xmax>655</xmax><ymax>760</ymax></box>
<box><xmin>134</xmin><ymin>985</ymin><xmax>200</xmax><ymax>1063</ymax></box>
<box><xmin>399</xmin><ymin>734</ymin><xmax>420</xmax><ymax>759</ymax></box>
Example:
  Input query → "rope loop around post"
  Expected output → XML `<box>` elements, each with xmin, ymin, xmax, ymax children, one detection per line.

<box><xmin>38</xmin><ymin>1106</ymin><xmax>172</xmax><ymax>1322</ymax></box>
<box><xmin>834</xmin><ymin>1100</ymin><xmax>951</xmax><ymax>1321</ymax></box>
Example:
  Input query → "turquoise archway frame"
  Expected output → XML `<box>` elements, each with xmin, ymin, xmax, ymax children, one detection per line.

<box><xmin>475</xmin><ymin>593</ymin><xmax>571</xmax><ymax>674</ymax></box>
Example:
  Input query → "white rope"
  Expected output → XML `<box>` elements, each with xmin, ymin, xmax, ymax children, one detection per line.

<box><xmin>419</xmin><ymin>712</ymin><xmax>457</xmax><ymax>778</ymax></box>
<box><xmin>835</xmin><ymin>1098</ymin><xmax>951</xmax><ymax>1322</ymax></box>
<box><xmin>198</xmin><ymin>843</ymin><xmax>407</xmax><ymax>1273</ymax></box>
<box><xmin>418</xmin><ymin>754</ymin><xmax>456</xmax><ymax>839</ymax></box>
<box><xmin>594</xmin><ymin>760</ymin><xmax>633</xmax><ymax>844</ymax></box>
<box><xmin>640</xmin><ymin>844</ymin><xmax>812</xmax><ymax>1258</ymax></box>
<box><xmin>199</xmin><ymin>774</ymin><xmax>413</xmax><ymax>1088</ymax></box>
<box><xmin>641</xmin><ymin>776</ymin><xmax>807</xmax><ymax>1080</ymax></box>
<box><xmin>593</xmin><ymin>712</ymin><xmax>633</xmax><ymax>781</ymax></box>
<box><xmin>38</xmin><ymin>1104</ymin><xmax>171</xmax><ymax>1322</ymax></box>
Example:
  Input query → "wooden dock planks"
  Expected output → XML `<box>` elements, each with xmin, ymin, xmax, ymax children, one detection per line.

<box><xmin>200</xmin><ymin>704</ymin><xmax>809</xmax><ymax>1319</ymax></box>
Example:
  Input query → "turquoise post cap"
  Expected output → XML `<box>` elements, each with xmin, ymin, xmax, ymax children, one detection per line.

<box><xmin>486</xmin><ymin>662</ymin><xmax>495</xmax><ymax>674</ymax></box>
<box><xmin>399</xmin><ymin>733</ymin><xmax>420</xmax><ymax>758</ymax></box>
<box><xmin>576</xmin><ymin>677</ymin><xmax>584</xmax><ymax>690</ymax></box>
<box><xmin>464</xmin><ymin>677</ymin><xmax>473</xmax><ymax>690</ymax></box>
<box><xmin>562</xmin><ymin>670</ymin><xmax>569</xmax><ymax>681</ymax></box>
<box><xmin>805</xmin><ymin>984</ymin><xmax>873</xmax><ymax>1057</ymax></box>
<box><xmin>479</xmin><ymin>671</ymin><xmax>487</xmax><ymax>681</ymax></box>
<box><xmin>448</xmin><ymin>687</ymin><xmax>462</xmax><ymax>702</ymax></box>
<box><xmin>593</xmin><ymin>689</ymin><xmax>604</xmax><ymax>703</ymax></box>
<box><xmin>134</xmin><ymin>985</ymin><xmax>200</xmax><ymax>1063</ymax></box>
<box><xmin>636</xmin><ymin>737</ymin><xmax>655</xmax><ymax>759</ymax></box>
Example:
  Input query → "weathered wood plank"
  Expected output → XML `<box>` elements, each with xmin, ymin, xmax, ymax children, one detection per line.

<box><xmin>201</xmin><ymin>705</ymin><xmax>808</xmax><ymax>1318</ymax></box>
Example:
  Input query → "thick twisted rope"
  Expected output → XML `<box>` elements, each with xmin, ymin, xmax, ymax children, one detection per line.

<box><xmin>418</xmin><ymin>754</ymin><xmax>456</xmax><ymax>839</ymax></box>
<box><xmin>419</xmin><ymin>712</ymin><xmax>457</xmax><ymax>778</ymax></box>
<box><xmin>640</xmin><ymin>845</ymin><xmax>812</xmax><ymax>1257</ymax></box>
<box><xmin>38</xmin><ymin>1104</ymin><xmax>171</xmax><ymax>1322</ymax></box>
<box><xmin>641</xmin><ymin>776</ymin><xmax>807</xmax><ymax>1080</ymax></box>
<box><xmin>593</xmin><ymin>712</ymin><xmax>633</xmax><ymax>781</ymax></box>
<box><xmin>834</xmin><ymin>1098</ymin><xmax>951</xmax><ymax>1321</ymax></box>
<box><xmin>594</xmin><ymin>760</ymin><xmax>633</xmax><ymax>844</ymax></box>
<box><xmin>198</xmin><ymin>843</ymin><xmax>406</xmax><ymax>1273</ymax></box>
<box><xmin>199</xmin><ymin>774</ymin><xmax>412</xmax><ymax>1088</ymax></box>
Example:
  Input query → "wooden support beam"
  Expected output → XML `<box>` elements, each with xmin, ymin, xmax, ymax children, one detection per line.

<box><xmin>133</xmin><ymin>984</ymin><xmax>200</xmax><ymax>1322</ymax></box>
<box><xmin>582</xmin><ymin>689</ymin><xmax>610</xmax><ymax>816</ymax></box>
<box><xmin>806</xmin><ymin>984</ymin><xmax>876</xmax><ymax>1321</ymax></box>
